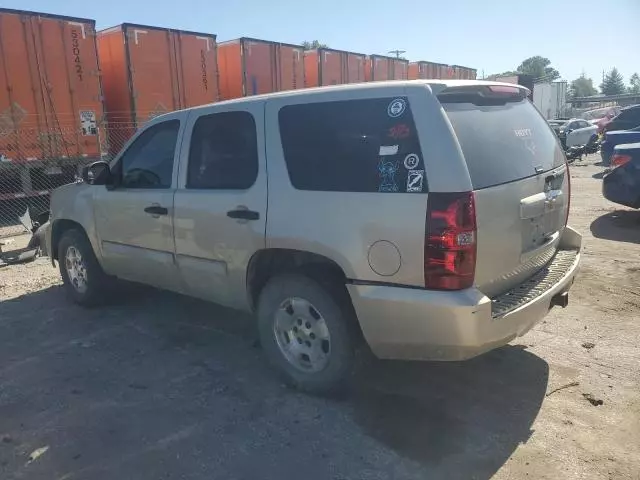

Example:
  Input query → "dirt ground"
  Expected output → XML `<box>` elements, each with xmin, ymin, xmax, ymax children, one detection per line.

<box><xmin>1</xmin><ymin>154</ymin><xmax>639</xmax><ymax>480</ymax></box>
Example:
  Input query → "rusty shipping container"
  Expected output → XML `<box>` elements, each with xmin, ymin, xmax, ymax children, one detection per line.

<box><xmin>218</xmin><ymin>38</ymin><xmax>304</xmax><ymax>100</ymax></box>
<box><xmin>97</xmin><ymin>23</ymin><xmax>219</xmax><ymax>152</ymax></box>
<box><xmin>0</xmin><ymin>8</ymin><xmax>103</xmax><ymax>165</ymax></box>
<box><xmin>366</xmin><ymin>55</ymin><xmax>409</xmax><ymax>81</ymax></box>
<box><xmin>452</xmin><ymin>65</ymin><xmax>477</xmax><ymax>80</ymax></box>
<box><xmin>304</xmin><ymin>48</ymin><xmax>367</xmax><ymax>87</ymax></box>
<box><xmin>408</xmin><ymin>61</ymin><xmax>448</xmax><ymax>80</ymax></box>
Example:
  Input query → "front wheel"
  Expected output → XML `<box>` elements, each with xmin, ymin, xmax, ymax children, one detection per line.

<box><xmin>58</xmin><ymin>229</ymin><xmax>110</xmax><ymax>307</ymax></box>
<box><xmin>257</xmin><ymin>274</ymin><xmax>356</xmax><ymax>394</ymax></box>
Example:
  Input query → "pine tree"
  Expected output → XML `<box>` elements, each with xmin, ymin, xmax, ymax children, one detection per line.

<box><xmin>600</xmin><ymin>68</ymin><xmax>626</xmax><ymax>95</ymax></box>
<box><xmin>628</xmin><ymin>73</ymin><xmax>640</xmax><ymax>94</ymax></box>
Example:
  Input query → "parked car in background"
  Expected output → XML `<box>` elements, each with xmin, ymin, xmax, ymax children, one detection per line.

<box><xmin>602</xmin><ymin>142</ymin><xmax>640</xmax><ymax>208</ymax></box>
<box><xmin>43</xmin><ymin>81</ymin><xmax>581</xmax><ymax>393</ymax></box>
<box><xmin>551</xmin><ymin>118</ymin><xmax>599</xmax><ymax>149</ymax></box>
<box><xmin>583</xmin><ymin>106</ymin><xmax>621</xmax><ymax>131</ymax></box>
<box><xmin>601</xmin><ymin>126</ymin><xmax>640</xmax><ymax>166</ymax></box>
<box><xmin>602</xmin><ymin>104</ymin><xmax>640</xmax><ymax>134</ymax></box>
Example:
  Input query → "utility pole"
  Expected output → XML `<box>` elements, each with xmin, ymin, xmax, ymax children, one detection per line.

<box><xmin>388</xmin><ymin>49</ymin><xmax>406</xmax><ymax>59</ymax></box>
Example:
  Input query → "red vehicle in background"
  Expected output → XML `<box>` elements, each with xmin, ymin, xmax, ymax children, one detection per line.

<box><xmin>582</xmin><ymin>106</ymin><xmax>621</xmax><ymax>133</ymax></box>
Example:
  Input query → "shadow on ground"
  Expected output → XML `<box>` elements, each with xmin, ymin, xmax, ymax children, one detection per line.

<box><xmin>0</xmin><ymin>285</ymin><xmax>548</xmax><ymax>480</ymax></box>
<box><xmin>590</xmin><ymin>210</ymin><xmax>640</xmax><ymax>244</ymax></box>
<box><xmin>592</xmin><ymin>170</ymin><xmax>606</xmax><ymax>179</ymax></box>
<box><xmin>350</xmin><ymin>346</ymin><xmax>547</xmax><ymax>477</ymax></box>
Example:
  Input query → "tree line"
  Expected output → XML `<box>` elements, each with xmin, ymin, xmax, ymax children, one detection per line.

<box><xmin>487</xmin><ymin>56</ymin><xmax>639</xmax><ymax>97</ymax></box>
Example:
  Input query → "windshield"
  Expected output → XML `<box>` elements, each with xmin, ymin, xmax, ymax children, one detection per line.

<box><xmin>442</xmin><ymin>98</ymin><xmax>565</xmax><ymax>189</ymax></box>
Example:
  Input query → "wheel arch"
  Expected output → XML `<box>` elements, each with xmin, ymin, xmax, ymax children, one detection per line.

<box><xmin>246</xmin><ymin>248</ymin><xmax>349</xmax><ymax>312</ymax></box>
<box><xmin>51</xmin><ymin>219</ymin><xmax>90</xmax><ymax>261</ymax></box>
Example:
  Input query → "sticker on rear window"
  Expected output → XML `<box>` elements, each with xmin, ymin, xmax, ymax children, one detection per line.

<box><xmin>378</xmin><ymin>158</ymin><xmax>399</xmax><ymax>192</ymax></box>
<box><xmin>379</xmin><ymin>145</ymin><xmax>399</xmax><ymax>156</ymax></box>
<box><xmin>387</xmin><ymin>98</ymin><xmax>406</xmax><ymax>118</ymax></box>
<box><xmin>403</xmin><ymin>153</ymin><xmax>419</xmax><ymax>170</ymax></box>
<box><xmin>388</xmin><ymin>123</ymin><xmax>410</xmax><ymax>139</ymax></box>
<box><xmin>406</xmin><ymin>170</ymin><xmax>424</xmax><ymax>193</ymax></box>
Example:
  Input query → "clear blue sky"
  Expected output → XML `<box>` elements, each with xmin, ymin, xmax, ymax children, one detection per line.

<box><xmin>4</xmin><ymin>0</ymin><xmax>639</xmax><ymax>86</ymax></box>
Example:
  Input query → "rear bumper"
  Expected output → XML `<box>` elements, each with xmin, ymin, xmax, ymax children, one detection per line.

<box><xmin>603</xmin><ymin>169</ymin><xmax>640</xmax><ymax>209</ymax></box>
<box><xmin>348</xmin><ymin>226</ymin><xmax>582</xmax><ymax>361</ymax></box>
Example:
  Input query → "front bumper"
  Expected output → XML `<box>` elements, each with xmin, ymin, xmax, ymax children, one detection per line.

<box><xmin>348</xmin><ymin>226</ymin><xmax>582</xmax><ymax>361</ymax></box>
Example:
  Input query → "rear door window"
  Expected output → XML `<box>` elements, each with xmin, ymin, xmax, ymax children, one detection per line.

<box><xmin>186</xmin><ymin>111</ymin><xmax>258</xmax><ymax>190</ymax></box>
<box><xmin>278</xmin><ymin>97</ymin><xmax>425</xmax><ymax>193</ymax></box>
<box><xmin>441</xmin><ymin>97</ymin><xmax>565</xmax><ymax>190</ymax></box>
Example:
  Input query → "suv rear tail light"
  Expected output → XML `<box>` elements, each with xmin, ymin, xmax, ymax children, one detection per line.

<box><xmin>611</xmin><ymin>154</ymin><xmax>632</xmax><ymax>168</ymax></box>
<box><xmin>425</xmin><ymin>192</ymin><xmax>477</xmax><ymax>290</ymax></box>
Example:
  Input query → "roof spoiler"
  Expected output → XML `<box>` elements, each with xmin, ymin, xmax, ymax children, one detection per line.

<box><xmin>437</xmin><ymin>83</ymin><xmax>528</xmax><ymax>105</ymax></box>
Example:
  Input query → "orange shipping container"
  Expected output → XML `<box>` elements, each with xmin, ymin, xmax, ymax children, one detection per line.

<box><xmin>451</xmin><ymin>65</ymin><xmax>477</xmax><ymax>80</ymax></box>
<box><xmin>97</xmin><ymin>22</ymin><xmax>219</xmax><ymax>152</ymax></box>
<box><xmin>304</xmin><ymin>48</ymin><xmax>366</xmax><ymax>87</ymax></box>
<box><xmin>433</xmin><ymin>64</ymin><xmax>456</xmax><ymax>79</ymax></box>
<box><xmin>218</xmin><ymin>38</ymin><xmax>304</xmax><ymax>100</ymax></box>
<box><xmin>408</xmin><ymin>61</ymin><xmax>445</xmax><ymax>80</ymax></box>
<box><xmin>0</xmin><ymin>8</ymin><xmax>104</xmax><ymax>164</ymax></box>
<box><xmin>366</xmin><ymin>55</ymin><xmax>409</xmax><ymax>81</ymax></box>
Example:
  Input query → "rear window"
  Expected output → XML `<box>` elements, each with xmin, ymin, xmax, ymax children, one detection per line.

<box><xmin>279</xmin><ymin>97</ymin><xmax>425</xmax><ymax>193</ymax></box>
<box><xmin>442</xmin><ymin>98</ymin><xmax>565</xmax><ymax>189</ymax></box>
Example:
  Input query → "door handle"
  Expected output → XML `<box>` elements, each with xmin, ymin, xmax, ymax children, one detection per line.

<box><xmin>144</xmin><ymin>205</ymin><xmax>168</xmax><ymax>216</ymax></box>
<box><xmin>227</xmin><ymin>208</ymin><xmax>260</xmax><ymax>221</ymax></box>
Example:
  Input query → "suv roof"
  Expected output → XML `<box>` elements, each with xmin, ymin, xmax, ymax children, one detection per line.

<box><xmin>175</xmin><ymin>80</ymin><xmax>532</xmax><ymax>113</ymax></box>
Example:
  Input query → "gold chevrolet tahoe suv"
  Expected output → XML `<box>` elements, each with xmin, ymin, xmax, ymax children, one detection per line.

<box><xmin>45</xmin><ymin>81</ymin><xmax>582</xmax><ymax>393</ymax></box>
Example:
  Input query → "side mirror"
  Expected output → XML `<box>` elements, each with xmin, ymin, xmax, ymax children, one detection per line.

<box><xmin>82</xmin><ymin>160</ymin><xmax>112</xmax><ymax>186</ymax></box>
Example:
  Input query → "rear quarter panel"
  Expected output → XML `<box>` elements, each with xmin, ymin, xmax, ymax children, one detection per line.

<box><xmin>264</xmin><ymin>83</ymin><xmax>470</xmax><ymax>287</ymax></box>
<box><xmin>603</xmin><ymin>143</ymin><xmax>640</xmax><ymax>208</ymax></box>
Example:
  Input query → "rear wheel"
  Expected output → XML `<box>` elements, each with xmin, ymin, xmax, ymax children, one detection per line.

<box><xmin>257</xmin><ymin>274</ymin><xmax>355</xmax><ymax>394</ymax></box>
<box><xmin>58</xmin><ymin>229</ymin><xmax>110</xmax><ymax>307</ymax></box>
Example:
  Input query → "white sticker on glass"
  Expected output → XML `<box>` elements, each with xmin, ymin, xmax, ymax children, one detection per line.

<box><xmin>387</xmin><ymin>98</ymin><xmax>406</xmax><ymax>118</ymax></box>
<box><xmin>403</xmin><ymin>153</ymin><xmax>420</xmax><ymax>170</ymax></box>
<box><xmin>379</xmin><ymin>145</ymin><xmax>399</xmax><ymax>156</ymax></box>
<box><xmin>406</xmin><ymin>170</ymin><xmax>424</xmax><ymax>193</ymax></box>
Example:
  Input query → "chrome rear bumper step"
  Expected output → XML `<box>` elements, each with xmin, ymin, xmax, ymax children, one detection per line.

<box><xmin>491</xmin><ymin>249</ymin><xmax>579</xmax><ymax>318</ymax></box>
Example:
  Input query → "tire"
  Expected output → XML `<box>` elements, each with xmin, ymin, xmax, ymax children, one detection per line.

<box><xmin>58</xmin><ymin>229</ymin><xmax>110</xmax><ymax>307</ymax></box>
<box><xmin>257</xmin><ymin>274</ymin><xmax>355</xmax><ymax>394</ymax></box>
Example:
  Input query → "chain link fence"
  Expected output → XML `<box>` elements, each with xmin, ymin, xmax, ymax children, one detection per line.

<box><xmin>0</xmin><ymin>120</ymin><xmax>136</xmax><ymax>239</ymax></box>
